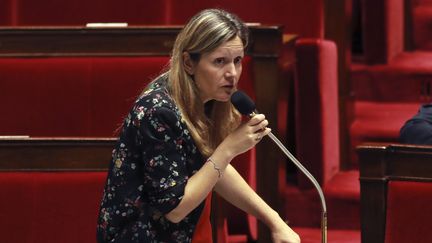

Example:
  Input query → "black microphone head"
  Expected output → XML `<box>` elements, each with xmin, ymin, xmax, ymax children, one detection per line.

<box><xmin>230</xmin><ymin>90</ymin><xmax>256</xmax><ymax>115</ymax></box>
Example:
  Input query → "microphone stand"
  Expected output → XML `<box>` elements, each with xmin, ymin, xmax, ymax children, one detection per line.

<box><xmin>232</xmin><ymin>91</ymin><xmax>328</xmax><ymax>242</ymax></box>
<box><xmin>267</xmin><ymin>131</ymin><xmax>327</xmax><ymax>243</ymax></box>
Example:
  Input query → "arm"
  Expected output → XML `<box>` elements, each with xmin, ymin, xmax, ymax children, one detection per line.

<box><xmin>214</xmin><ymin>164</ymin><xmax>300</xmax><ymax>243</ymax></box>
<box><xmin>165</xmin><ymin>114</ymin><xmax>270</xmax><ymax>223</ymax></box>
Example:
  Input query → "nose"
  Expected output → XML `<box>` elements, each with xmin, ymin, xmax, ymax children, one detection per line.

<box><xmin>225</xmin><ymin>62</ymin><xmax>237</xmax><ymax>78</ymax></box>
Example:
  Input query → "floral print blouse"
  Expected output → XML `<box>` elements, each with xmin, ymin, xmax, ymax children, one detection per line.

<box><xmin>97</xmin><ymin>75</ymin><xmax>207</xmax><ymax>242</ymax></box>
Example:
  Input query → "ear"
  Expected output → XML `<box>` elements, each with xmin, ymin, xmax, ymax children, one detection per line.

<box><xmin>182</xmin><ymin>52</ymin><xmax>195</xmax><ymax>75</ymax></box>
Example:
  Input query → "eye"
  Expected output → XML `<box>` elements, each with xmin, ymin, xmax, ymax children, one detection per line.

<box><xmin>234</xmin><ymin>56</ymin><xmax>243</xmax><ymax>65</ymax></box>
<box><xmin>214</xmin><ymin>58</ymin><xmax>225</xmax><ymax>65</ymax></box>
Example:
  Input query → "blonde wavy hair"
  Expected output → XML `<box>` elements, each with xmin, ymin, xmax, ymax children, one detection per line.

<box><xmin>163</xmin><ymin>9</ymin><xmax>249</xmax><ymax>157</ymax></box>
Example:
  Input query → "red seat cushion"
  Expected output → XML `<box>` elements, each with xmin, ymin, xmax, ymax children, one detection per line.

<box><xmin>295</xmin><ymin>38</ymin><xmax>340</xmax><ymax>187</ymax></box>
<box><xmin>385</xmin><ymin>181</ymin><xmax>432</xmax><ymax>243</ymax></box>
<box><xmin>0</xmin><ymin>172</ymin><xmax>107</xmax><ymax>243</ymax></box>
<box><xmin>0</xmin><ymin>57</ymin><xmax>168</xmax><ymax>137</ymax></box>
<box><xmin>293</xmin><ymin>227</ymin><xmax>360</xmax><ymax>243</ymax></box>
<box><xmin>349</xmin><ymin>101</ymin><xmax>420</xmax><ymax>165</ymax></box>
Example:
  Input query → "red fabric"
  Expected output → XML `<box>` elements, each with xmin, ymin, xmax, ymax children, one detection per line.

<box><xmin>412</xmin><ymin>5</ymin><xmax>432</xmax><ymax>50</ymax></box>
<box><xmin>0</xmin><ymin>172</ymin><xmax>107</xmax><ymax>243</ymax></box>
<box><xmin>349</xmin><ymin>50</ymin><xmax>432</xmax><ymax>165</ymax></box>
<box><xmin>14</xmin><ymin>0</ymin><xmax>167</xmax><ymax>26</ymax></box>
<box><xmin>192</xmin><ymin>193</ymin><xmax>213</xmax><ymax>243</ymax></box>
<box><xmin>168</xmin><ymin>0</ymin><xmax>324</xmax><ymax>37</ymax></box>
<box><xmin>237</xmin><ymin>56</ymin><xmax>255</xmax><ymax>101</ymax></box>
<box><xmin>349</xmin><ymin>101</ymin><xmax>420</xmax><ymax>165</ymax></box>
<box><xmin>362</xmin><ymin>0</ymin><xmax>404</xmax><ymax>64</ymax></box>
<box><xmin>0</xmin><ymin>0</ymin><xmax>12</xmax><ymax>25</ymax></box>
<box><xmin>385</xmin><ymin>181</ymin><xmax>432</xmax><ymax>243</ymax></box>
<box><xmin>225</xmin><ymin>148</ymin><xmax>257</xmax><ymax>240</ymax></box>
<box><xmin>0</xmin><ymin>57</ymin><xmax>168</xmax><ymax>137</ymax></box>
<box><xmin>413</xmin><ymin>0</ymin><xmax>432</xmax><ymax>5</ymax></box>
<box><xmin>281</xmin><ymin>171</ymin><xmax>360</xmax><ymax>229</ymax></box>
<box><xmin>352</xmin><ymin>51</ymin><xmax>432</xmax><ymax>102</ymax></box>
<box><xmin>412</xmin><ymin>4</ymin><xmax>432</xmax><ymax>50</ymax></box>
<box><xmin>324</xmin><ymin>171</ymin><xmax>360</xmax><ymax>229</ymax></box>
<box><xmin>294</xmin><ymin>38</ymin><xmax>340</xmax><ymax>188</ymax></box>
<box><xmin>293</xmin><ymin>227</ymin><xmax>360</xmax><ymax>243</ymax></box>
<box><xmin>4</xmin><ymin>0</ymin><xmax>325</xmax><ymax>37</ymax></box>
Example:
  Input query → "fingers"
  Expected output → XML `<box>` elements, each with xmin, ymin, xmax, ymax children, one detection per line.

<box><xmin>248</xmin><ymin>114</ymin><xmax>269</xmax><ymax>133</ymax></box>
<box><xmin>254</xmin><ymin>127</ymin><xmax>271</xmax><ymax>141</ymax></box>
<box><xmin>248</xmin><ymin>114</ymin><xmax>265</xmax><ymax>126</ymax></box>
<box><xmin>256</xmin><ymin>119</ymin><xmax>269</xmax><ymax>132</ymax></box>
<box><xmin>237</xmin><ymin>114</ymin><xmax>271</xmax><ymax>144</ymax></box>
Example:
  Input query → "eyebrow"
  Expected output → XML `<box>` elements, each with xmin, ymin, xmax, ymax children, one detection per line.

<box><xmin>210</xmin><ymin>48</ymin><xmax>244</xmax><ymax>57</ymax></box>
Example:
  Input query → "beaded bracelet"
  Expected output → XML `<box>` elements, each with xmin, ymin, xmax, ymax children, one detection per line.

<box><xmin>206</xmin><ymin>157</ymin><xmax>223</xmax><ymax>178</ymax></box>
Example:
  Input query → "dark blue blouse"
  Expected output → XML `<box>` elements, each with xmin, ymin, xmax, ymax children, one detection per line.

<box><xmin>400</xmin><ymin>104</ymin><xmax>432</xmax><ymax>145</ymax></box>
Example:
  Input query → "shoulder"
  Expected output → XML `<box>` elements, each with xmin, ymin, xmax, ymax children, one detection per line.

<box><xmin>136</xmin><ymin>75</ymin><xmax>174</xmax><ymax>108</ymax></box>
<box><xmin>129</xmin><ymin>80</ymin><xmax>182</xmax><ymax>132</ymax></box>
<box><xmin>136</xmin><ymin>83</ymin><xmax>176</xmax><ymax>117</ymax></box>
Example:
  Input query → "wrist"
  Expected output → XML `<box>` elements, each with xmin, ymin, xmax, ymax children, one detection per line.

<box><xmin>213</xmin><ymin>142</ymin><xmax>235</xmax><ymax>165</ymax></box>
<box><xmin>267</xmin><ymin>211</ymin><xmax>286</xmax><ymax>231</ymax></box>
<box><xmin>206</xmin><ymin>157</ymin><xmax>223</xmax><ymax>178</ymax></box>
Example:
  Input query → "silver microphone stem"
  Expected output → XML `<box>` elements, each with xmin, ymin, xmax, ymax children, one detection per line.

<box><xmin>267</xmin><ymin>131</ymin><xmax>328</xmax><ymax>243</ymax></box>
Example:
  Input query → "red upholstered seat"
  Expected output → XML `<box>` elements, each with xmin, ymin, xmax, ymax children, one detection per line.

<box><xmin>412</xmin><ymin>1</ymin><xmax>432</xmax><ymax>50</ymax></box>
<box><xmin>0</xmin><ymin>57</ymin><xmax>169</xmax><ymax>137</ymax></box>
<box><xmin>350</xmin><ymin>51</ymin><xmax>432</xmax><ymax>166</ymax></box>
<box><xmin>349</xmin><ymin>101</ymin><xmax>421</xmax><ymax>166</ymax></box>
<box><xmin>293</xmin><ymin>227</ymin><xmax>360</xmax><ymax>243</ymax></box>
<box><xmin>0</xmin><ymin>172</ymin><xmax>107</xmax><ymax>243</ymax></box>
<box><xmin>385</xmin><ymin>181</ymin><xmax>432</xmax><ymax>243</ymax></box>
<box><xmin>10</xmin><ymin>0</ymin><xmax>167</xmax><ymax>26</ymax></box>
<box><xmin>362</xmin><ymin>0</ymin><xmax>405</xmax><ymax>64</ymax></box>
<box><xmin>295</xmin><ymin>38</ymin><xmax>340</xmax><ymax>188</ymax></box>
<box><xmin>286</xmin><ymin>38</ymin><xmax>360</xmax><ymax>233</ymax></box>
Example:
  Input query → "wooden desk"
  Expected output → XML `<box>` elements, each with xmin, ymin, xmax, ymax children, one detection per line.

<box><xmin>0</xmin><ymin>137</ymin><xmax>115</xmax><ymax>171</ymax></box>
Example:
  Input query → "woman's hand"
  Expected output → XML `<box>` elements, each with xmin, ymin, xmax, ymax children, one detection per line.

<box><xmin>221</xmin><ymin>114</ymin><xmax>271</xmax><ymax>158</ymax></box>
<box><xmin>271</xmin><ymin>221</ymin><xmax>301</xmax><ymax>243</ymax></box>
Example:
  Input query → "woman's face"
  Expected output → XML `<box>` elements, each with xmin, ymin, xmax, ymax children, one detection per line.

<box><xmin>187</xmin><ymin>36</ymin><xmax>244</xmax><ymax>103</ymax></box>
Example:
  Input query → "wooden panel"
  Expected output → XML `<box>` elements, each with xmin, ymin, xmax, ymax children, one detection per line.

<box><xmin>0</xmin><ymin>25</ymin><xmax>283</xmax><ymax>57</ymax></box>
<box><xmin>357</xmin><ymin>143</ymin><xmax>432</xmax><ymax>243</ymax></box>
<box><xmin>0</xmin><ymin>26</ymin><xmax>178</xmax><ymax>56</ymax></box>
<box><xmin>0</xmin><ymin>137</ymin><xmax>115</xmax><ymax>171</ymax></box>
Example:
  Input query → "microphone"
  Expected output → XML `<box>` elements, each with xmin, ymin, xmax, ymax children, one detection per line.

<box><xmin>231</xmin><ymin>90</ymin><xmax>328</xmax><ymax>243</ymax></box>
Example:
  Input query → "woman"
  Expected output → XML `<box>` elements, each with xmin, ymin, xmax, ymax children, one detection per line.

<box><xmin>97</xmin><ymin>9</ymin><xmax>300</xmax><ymax>243</ymax></box>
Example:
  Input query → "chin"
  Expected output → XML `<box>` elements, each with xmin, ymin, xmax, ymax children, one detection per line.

<box><xmin>214</xmin><ymin>96</ymin><xmax>230</xmax><ymax>102</ymax></box>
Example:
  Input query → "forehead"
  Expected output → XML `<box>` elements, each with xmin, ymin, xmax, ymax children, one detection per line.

<box><xmin>207</xmin><ymin>36</ymin><xmax>244</xmax><ymax>56</ymax></box>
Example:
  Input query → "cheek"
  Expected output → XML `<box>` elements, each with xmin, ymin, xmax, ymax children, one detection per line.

<box><xmin>235</xmin><ymin>66</ymin><xmax>243</xmax><ymax>84</ymax></box>
<box><xmin>196</xmin><ymin>67</ymin><xmax>219</xmax><ymax>89</ymax></box>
